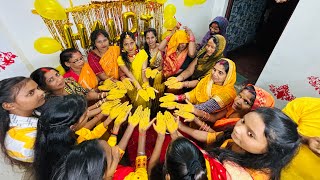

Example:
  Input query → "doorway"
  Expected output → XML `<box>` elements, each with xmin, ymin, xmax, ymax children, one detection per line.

<box><xmin>225</xmin><ymin>0</ymin><xmax>299</xmax><ymax>84</ymax></box>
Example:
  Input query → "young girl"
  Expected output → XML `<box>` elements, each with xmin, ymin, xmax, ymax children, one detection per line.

<box><xmin>0</xmin><ymin>77</ymin><xmax>45</xmax><ymax>166</ymax></box>
<box><xmin>88</xmin><ymin>29</ymin><xmax>120</xmax><ymax>80</ymax></box>
<box><xmin>165</xmin><ymin>107</ymin><xmax>301</xmax><ymax>180</ymax></box>
<box><xmin>60</xmin><ymin>48</ymin><xmax>99</xmax><ymax>89</ymax></box>
<box><xmin>51</xmin><ymin>107</ymin><xmax>154</xmax><ymax>180</ymax></box>
<box><xmin>33</xmin><ymin>94</ymin><xmax>131</xmax><ymax>180</ymax></box>
<box><xmin>117</xmin><ymin>31</ymin><xmax>150</xmax><ymax>108</ymax></box>
<box><xmin>30</xmin><ymin>67</ymin><xmax>104</xmax><ymax>102</ymax></box>
<box><xmin>144</xmin><ymin>28</ymin><xmax>165</xmax><ymax>115</ymax></box>
<box><xmin>33</xmin><ymin>95</ymin><xmax>87</xmax><ymax>180</ymax></box>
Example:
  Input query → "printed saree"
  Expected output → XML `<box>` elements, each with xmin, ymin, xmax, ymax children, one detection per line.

<box><xmin>163</xmin><ymin>30</ymin><xmax>189</xmax><ymax>77</ymax></box>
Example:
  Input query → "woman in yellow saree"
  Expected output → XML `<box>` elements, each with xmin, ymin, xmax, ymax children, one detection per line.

<box><xmin>144</xmin><ymin>28</ymin><xmax>164</xmax><ymax>114</ymax></box>
<box><xmin>60</xmin><ymin>48</ymin><xmax>98</xmax><ymax>90</ymax></box>
<box><xmin>117</xmin><ymin>32</ymin><xmax>149</xmax><ymax>108</ymax></box>
<box><xmin>161</xmin><ymin>58</ymin><xmax>236</xmax><ymax>114</ymax></box>
<box><xmin>185</xmin><ymin>58</ymin><xmax>236</xmax><ymax>108</ymax></box>
<box><xmin>88</xmin><ymin>29</ymin><xmax>120</xmax><ymax>80</ymax></box>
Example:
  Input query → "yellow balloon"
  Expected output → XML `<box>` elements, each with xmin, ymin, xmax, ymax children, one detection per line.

<box><xmin>184</xmin><ymin>0</ymin><xmax>196</xmax><ymax>7</ymax></box>
<box><xmin>34</xmin><ymin>0</ymin><xmax>67</xmax><ymax>20</ymax></box>
<box><xmin>34</xmin><ymin>37</ymin><xmax>62</xmax><ymax>54</ymax></box>
<box><xmin>164</xmin><ymin>4</ymin><xmax>176</xmax><ymax>17</ymax></box>
<box><xmin>164</xmin><ymin>18</ymin><xmax>177</xmax><ymax>30</ymax></box>
<box><xmin>164</xmin><ymin>13</ymin><xmax>173</xmax><ymax>20</ymax></box>
<box><xmin>56</xmin><ymin>65</ymin><xmax>66</xmax><ymax>76</ymax></box>
<box><xmin>156</xmin><ymin>0</ymin><xmax>167</xmax><ymax>4</ymax></box>
<box><xmin>161</xmin><ymin>31</ymin><xmax>171</xmax><ymax>41</ymax></box>
<box><xmin>195</xmin><ymin>0</ymin><xmax>207</xmax><ymax>4</ymax></box>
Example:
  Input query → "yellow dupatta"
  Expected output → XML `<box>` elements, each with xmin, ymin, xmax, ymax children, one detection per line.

<box><xmin>117</xmin><ymin>50</ymin><xmax>148</xmax><ymax>108</ymax></box>
<box><xmin>130</xmin><ymin>50</ymin><xmax>148</xmax><ymax>85</ymax></box>
<box><xmin>99</xmin><ymin>46</ymin><xmax>120</xmax><ymax>80</ymax></box>
<box><xmin>78</xmin><ymin>62</ymin><xmax>98</xmax><ymax>89</ymax></box>
<box><xmin>163</xmin><ymin>30</ymin><xmax>189</xmax><ymax>77</ymax></box>
<box><xmin>281</xmin><ymin>97</ymin><xmax>320</xmax><ymax>180</ymax></box>
<box><xmin>186</xmin><ymin>58</ymin><xmax>237</xmax><ymax>108</ymax></box>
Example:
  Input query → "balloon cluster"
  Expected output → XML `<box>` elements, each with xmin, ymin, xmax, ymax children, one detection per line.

<box><xmin>162</xmin><ymin>4</ymin><xmax>177</xmax><ymax>40</ymax></box>
<box><xmin>33</xmin><ymin>0</ymin><xmax>66</xmax><ymax>54</ymax></box>
<box><xmin>184</xmin><ymin>0</ymin><xmax>207</xmax><ymax>7</ymax></box>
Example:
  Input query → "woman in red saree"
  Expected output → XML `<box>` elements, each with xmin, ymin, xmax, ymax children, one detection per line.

<box><xmin>88</xmin><ymin>29</ymin><xmax>120</xmax><ymax>81</ymax></box>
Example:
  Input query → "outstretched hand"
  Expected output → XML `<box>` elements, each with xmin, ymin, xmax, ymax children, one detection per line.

<box><xmin>128</xmin><ymin>105</ymin><xmax>143</xmax><ymax>127</ymax></box>
<box><xmin>164</xmin><ymin>111</ymin><xmax>178</xmax><ymax>134</ymax></box>
<box><xmin>153</xmin><ymin>112</ymin><xmax>166</xmax><ymax>135</ymax></box>
<box><xmin>139</xmin><ymin>108</ymin><xmax>154</xmax><ymax>132</ymax></box>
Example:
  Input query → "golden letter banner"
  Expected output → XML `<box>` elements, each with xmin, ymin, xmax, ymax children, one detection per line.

<box><xmin>34</xmin><ymin>0</ymin><xmax>163</xmax><ymax>52</ymax></box>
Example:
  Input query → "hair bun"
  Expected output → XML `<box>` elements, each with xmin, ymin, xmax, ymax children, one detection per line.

<box><xmin>188</xmin><ymin>159</ymin><xmax>202</xmax><ymax>175</ymax></box>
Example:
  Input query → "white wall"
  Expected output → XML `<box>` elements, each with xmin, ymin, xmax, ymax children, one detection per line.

<box><xmin>256</xmin><ymin>0</ymin><xmax>320</xmax><ymax>109</ymax></box>
<box><xmin>0</xmin><ymin>0</ymin><xmax>228</xmax><ymax>81</ymax></box>
<box><xmin>167</xmin><ymin>0</ymin><xmax>228</xmax><ymax>41</ymax></box>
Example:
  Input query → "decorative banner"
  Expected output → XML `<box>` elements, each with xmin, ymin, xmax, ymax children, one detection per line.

<box><xmin>307</xmin><ymin>76</ymin><xmax>320</xmax><ymax>94</ymax></box>
<box><xmin>0</xmin><ymin>52</ymin><xmax>17</xmax><ymax>71</ymax></box>
<box><xmin>269</xmin><ymin>84</ymin><xmax>296</xmax><ymax>101</ymax></box>
<box><xmin>33</xmin><ymin>1</ymin><xmax>164</xmax><ymax>51</ymax></box>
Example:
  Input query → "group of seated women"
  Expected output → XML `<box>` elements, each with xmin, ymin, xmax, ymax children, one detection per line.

<box><xmin>0</xmin><ymin>15</ymin><xmax>319</xmax><ymax>180</ymax></box>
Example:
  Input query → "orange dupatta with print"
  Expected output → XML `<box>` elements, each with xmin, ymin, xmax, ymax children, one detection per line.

<box><xmin>78</xmin><ymin>62</ymin><xmax>98</xmax><ymax>89</ymax></box>
<box><xmin>186</xmin><ymin>58</ymin><xmax>237</xmax><ymax>108</ymax></box>
<box><xmin>99</xmin><ymin>46</ymin><xmax>120</xmax><ymax>80</ymax></box>
<box><xmin>250</xmin><ymin>85</ymin><xmax>275</xmax><ymax>110</ymax></box>
<box><xmin>163</xmin><ymin>30</ymin><xmax>189</xmax><ymax>77</ymax></box>
<box><xmin>213</xmin><ymin>84</ymin><xmax>275</xmax><ymax>131</ymax></box>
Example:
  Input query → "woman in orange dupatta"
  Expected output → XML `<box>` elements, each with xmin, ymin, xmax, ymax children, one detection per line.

<box><xmin>159</xmin><ymin>26</ymin><xmax>196</xmax><ymax>78</ymax></box>
<box><xmin>88</xmin><ymin>29</ymin><xmax>120</xmax><ymax>80</ymax></box>
<box><xmin>172</xmin><ymin>108</ymin><xmax>300</xmax><ymax>180</ymax></box>
<box><xmin>60</xmin><ymin>48</ymin><xmax>98</xmax><ymax>90</ymax></box>
<box><xmin>176</xmin><ymin>84</ymin><xmax>275</xmax><ymax>146</ymax></box>
<box><xmin>211</xmin><ymin>84</ymin><xmax>275</xmax><ymax>131</ymax></box>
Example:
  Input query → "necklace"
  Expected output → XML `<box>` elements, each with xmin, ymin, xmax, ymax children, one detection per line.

<box><xmin>128</xmin><ymin>49</ymin><xmax>139</xmax><ymax>58</ymax></box>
